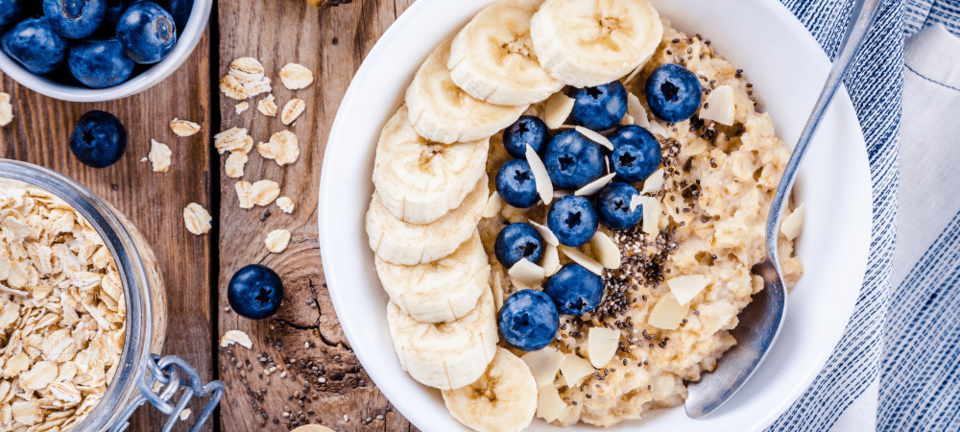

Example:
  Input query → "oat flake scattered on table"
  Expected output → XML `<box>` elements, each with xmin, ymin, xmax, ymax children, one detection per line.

<box><xmin>220</xmin><ymin>57</ymin><xmax>272</xmax><ymax>100</ymax></box>
<box><xmin>281</xmin><ymin>99</ymin><xmax>306</xmax><ymax>125</ymax></box>
<box><xmin>258</xmin><ymin>131</ymin><xmax>300</xmax><ymax>166</ymax></box>
<box><xmin>235</xmin><ymin>102</ymin><xmax>249</xmax><ymax>115</ymax></box>
<box><xmin>182</xmin><ymin>203</ymin><xmax>212</xmax><ymax>235</ymax></box>
<box><xmin>149</xmin><ymin>139</ymin><xmax>172</xmax><ymax>172</ymax></box>
<box><xmin>0</xmin><ymin>92</ymin><xmax>13</xmax><ymax>127</ymax></box>
<box><xmin>277</xmin><ymin>197</ymin><xmax>295</xmax><ymax>213</ymax></box>
<box><xmin>225</xmin><ymin>151</ymin><xmax>248</xmax><ymax>179</ymax></box>
<box><xmin>279</xmin><ymin>63</ymin><xmax>314</xmax><ymax>90</ymax></box>
<box><xmin>250</xmin><ymin>180</ymin><xmax>281</xmax><ymax>206</ymax></box>
<box><xmin>169</xmin><ymin>118</ymin><xmax>201</xmax><ymax>137</ymax></box>
<box><xmin>258</xmin><ymin>94</ymin><xmax>277</xmax><ymax>117</ymax></box>
<box><xmin>179</xmin><ymin>408</ymin><xmax>192</xmax><ymax>421</ymax></box>
<box><xmin>214</xmin><ymin>127</ymin><xmax>252</xmax><ymax>154</ymax></box>
<box><xmin>265</xmin><ymin>229</ymin><xmax>291</xmax><ymax>253</ymax></box>
<box><xmin>219</xmin><ymin>330</ymin><xmax>253</xmax><ymax>349</ymax></box>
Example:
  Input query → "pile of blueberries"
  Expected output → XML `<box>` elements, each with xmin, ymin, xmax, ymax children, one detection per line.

<box><xmin>0</xmin><ymin>0</ymin><xmax>192</xmax><ymax>89</ymax></box>
<box><xmin>496</xmin><ymin>63</ymin><xmax>704</xmax><ymax>351</ymax></box>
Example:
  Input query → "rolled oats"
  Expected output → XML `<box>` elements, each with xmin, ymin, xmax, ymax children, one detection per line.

<box><xmin>277</xmin><ymin>197</ymin><xmax>295</xmax><ymax>214</ymax></box>
<box><xmin>219</xmin><ymin>330</ymin><xmax>253</xmax><ymax>349</ymax></box>
<box><xmin>149</xmin><ymin>139</ymin><xmax>172</xmax><ymax>172</ymax></box>
<box><xmin>258</xmin><ymin>94</ymin><xmax>277</xmax><ymax>117</ymax></box>
<box><xmin>265</xmin><ymin>229</ymin><xmax>291</xmax><ymax>253</ymax></box>
<box><xmin>250</xmin><ymin>180</ymin><xmax>280</xmax><ymax>206</ymax></box>
<box><xmin>235</xmin><ymin>102</ymin><xmax>249</xmax><ymax>115</ymax></box>
<box><xmin>214</xmin><ymin>128</ymin><xmax>251</xmax><ymax>154</ymax></box>
<box><xmin>219</xmin><ymin>75</ymin><xmax>249</xmax><ymax>100</ymax></box>
<box><xmin>281</xmin><ymin>99</ymin><xmax>306</xmax><ymax>126</ymax></box>
<box><xmin>228</xmin><ymin>57</ymin><xmax>265</xmax><ymax>82</ymax></box>
<box><xmin>182</xmin><ymin>203</ymin><xmax>212</xmax><ymax>236</ymax></box>
<box><xmin>257</xmin><ymin>131</ymin><xmax>300</xmax><ymax>166</ymax></box>
<box><xmin>0</xmin><ymin>181</ymin><xmax>125</xmax><ymax>431</ymax></box>
<box><xmin>169</xmin><ymin>119</ymin><xmax>201</xmax><ymax>137</ymax></box>
<box><xmin>221</xmin><ymin>57</ymin><xmax>272</xmax><ymax>100</ymax></box>
<box><xmin>235</xmin><ymin>181</ymin><xmax>255</xmax><ymax>209</ymax></box>
<box><xmin>0</xmin><ymin>93</ymin><xmax>12</xmax><ymax>127</ymax></box>
<box><xmin>279</xmin><ymin>63</ymin><xmax>314</xmax><ymax>90</ymax></box>
<box><xmin>225</xmin><ymin>151</ymin><xmax>248</xmax><ymax>179</ymax></box>
<box><xmin>180</xmin><ymin>408</ymin><xmax>192</xmax><ymax>421</ymax></box>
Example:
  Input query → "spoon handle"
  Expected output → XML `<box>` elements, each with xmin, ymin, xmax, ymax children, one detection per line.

<box><xmin>765</xmin><ymin>0</ymin><xmax>883</xmax><ymax>262</ymax></box>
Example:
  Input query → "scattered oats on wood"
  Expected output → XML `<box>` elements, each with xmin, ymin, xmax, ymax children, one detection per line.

<box><xmin>221</xmin><ymin>57</ymin><xmax>272</xmax><ymax>100</ymax></box>
<box><xmin>279</xmin><ymin>63</ymin><xmax>314</xmax><ymax>90</ymax></box>
<box><xmin>219</xmin><ymin>74</ymin><xmax>249</xmax><ymax>100</ymax></box>
<box><xmin>228</xmin><ymin>57</ymin><xmax>265</xmax><ymax>81</ymax></box>
<box><xmin>0</xmin><ymin>92</ymin><xmax>13</xmax><ymax>127</ymax></box>
<box><xmin>182</xmin><ymin>203</ymin><xmax>212</xmax><ymax>235</ymax></box>
<box><xmin>258</xmin><ymin>131</ymin><xmax>300</xmax><ymax>166</ymax></box>
<box><xmin>235</xmin><ymin>181</ymin><xmax>255</xmax><ymax>209</ymax></box>
<box><xmin>277</xmin><ymin>197</ymin><xmax>295</xmax><ymax>213</ymax></box>
<box><xmin>235</xmin><ymin>101</ymin><xmax>249</xmax><ymax>115</ymax></box>
<box><xmin>224</xmin><ymin>151</ymin><xmax>248</xmax><ymax>179</ymax></box>
<box><xmin>281</xmin><ymin>98</ymin><xmax>305</xmax><ymax>125</ymax></box>
<box><xmin>265</xmin><ymin>229</ymin><xmax>292</xmax><ymax>253</ymax></box>
<box><xmin>179</xmin><ymin>408</ymin><xmax>192</xmax><ymax>421</ymax></box>
<box><xmin>149</xmin><ymin>139</ymin><xmax>172</xmax><ymax>172</ymax></box>
<box><xmin>257</xmin><ymin>94</ymin><xmax>277</xmax><ymax>117</ymax></box>
<box><xmin>169</xmin><ymin>118</ymin><xmax>201</xmax><ymax>137</ymax></box>
<box><xmin>214</xmin><ymin>127</ymin><xmax>251</xmax><ymax>154</ymax></box>
<box><xmin>250</xmin><ymin>180</ymin><xmax>281</xmax><ymax>206</ymax></box>
<box><xmin>219</xmin><ymin>330</ymin><xmax>253</xmax><ymax>349</ymax></box>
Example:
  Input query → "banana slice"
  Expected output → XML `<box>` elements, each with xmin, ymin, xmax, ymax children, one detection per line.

<box><xmin>442</xmin><ymin>347</ymin><xmax>538</xmax><ymax>432</ymax></box>
<box><xmin>530</xmin><ymin>0</ymin><xmax>663</xmax><ymax>87</ymax></box>
<box><xmin>388</xmin><ymin>289</ymin><xmax>498</xmax><ymax>390</ymax></box>
<box><xmin>448</xmin><ymin>0</ymin><xmax>563</xmax><ymax>106</ymax></box>
<box><xmin>406</xmin><ymin>40</ymin><xmax>529</xmax><ymax>144</ymax></box>
<box><xmin>374</xmin><ymin>106</ymin><xmax>490</xmax><ymax>224</ymax></box>
<box><xmin>367</xmin><ymin>176</ymin><xmax>489</xmax><ymax>265</ymax></box>
<box><xmin>376</xmin><ymin>230</ymin><xmax>490</xmax><ymax>323</ymax></box>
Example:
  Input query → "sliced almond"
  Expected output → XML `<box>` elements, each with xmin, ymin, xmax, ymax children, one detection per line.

<box><xmin>640</xmin><ymin>196</ymin><xmax>661</xmax><ymax>235</ymax></box>
<box><xmin>280</xmin><ymin>63</ymin><xmax>315</xmax><ymax>90</ymax></box>
<box><xmin>667</xmin><ymin>275</ymin><xmax>709</xmax><ymax>306</ymax></box>
<box><xmin>630</xmin><ymin>194</ymin><xmax>644</xmax><ymax>211</ymax></box>
<box><xmin>587</xmin><ymin>327</ymin><xmax>620</xmax><ymax>369</ymax></box>
<box><xmin>169</xmin><ymin>118</ymin><xmax>201</xmax><ymax>137</ymax></box>
<box><xmin>542</xmin><ymin>244</ymin><xmax>560</xmax><ymax>276</ymax></box>
<box><xmin>621</xmin><ymin>113</ymin><xmax>634</xmax><ymax>126</ymax></box>
<box><xmin>646</xmin><ymin>120</ymin><xmax>668</xmax><ymax>137</ymax></box>
<box><xmin>640</xmin><ymin>168</ymin><xmax>665</xmax><ymax>194</ymax></box>
<box><xmin>700</xmin><ymin>85</ymin><xmax>736</xmax><ymax>126</ymax></box>
<box><xmin>558</xmin><ymin>246</ymin><xmax>603</xmax><ymax>275</ymax></box>
<box><xmin>649</xmin><ymin>292</ymin><xmax>691</xmax><ymax>330</ymax></box>
<box><xmin>592</xmin><ymin>232</ymin><xmax>620</xmax><ymax>269</ymax></box>
<box><xmin>560</xmin><ymin>353</ymin><xmax>596</xmax><ymax>388</ymax></box>
<box><xmin>481</xmin><ymin>192</ymin><xmax>502</xmax><ymax>219</ymax></box>
<box><xmin>508</xmin><ymin>258</ymin><xmax>545</xmax><ymax>286</ymax></box>
<box><xmin>525</xmin><ymin>144</ymin><xmax>553</xmax><ymax>206</ymax></box>
<box><xmin>265</xmin><ymin>229</ymin><xmax>292</xmax><ymax>253</ymax></box>
<box><xmin>528</xmin><ymin>220</ymin><xmax>559</xmax><ymax>246</ymax></box>
<box><xmin>521</xmin><ymin>347</ymin><xmax>566</xmax><ymax>389</ymax></box>
<box><xmin>574</xmin><ymin>172</ymin><xmax>616</xmax><ymax>197</ymax></box>
<box><xmin>575</xmin><ymin>126</ymin><xmax>614</xmax><ymax>151</ymax></box>
<box><xmin>281</xmin><ymin>98</ymin><xmax>306</xmax><ymax>125</ymax></box>
<box><xmin>219</xmin><ymin>329</ymin><xmax>253</xmax><ymax>349</ymax></box>
<box><xmin>492</xmin><ymin>272</ymin><xmax>504</xmax><ymax>311</ymax></box>
<box><xmin>544</xmin><ymin>92</ymin><xmax>575</xmax><ymax>129</ymax></box>
<box><xmin>781</xmin><ymin>203</ymin><xmax>805</xmax><ymax>240</ymax></box>
<box><xmin>626</xmin><ymin>92</ymin><xmax>651</xmax><ymax>128</ymax></box>
<box><xmin>536</xmin><ymin>383</ymin><xmax>568</xmax><ymax>423</ymax></box>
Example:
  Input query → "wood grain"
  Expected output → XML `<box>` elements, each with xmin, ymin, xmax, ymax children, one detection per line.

<box><xmin>0</xmin><ymin>35</ymin><xmax>214</xmax><ymax>431</ymax></box>
<box><xmin>216</xmin><ymin>0</ymin><xmax>418</xmax><ymax>431</ymax></box>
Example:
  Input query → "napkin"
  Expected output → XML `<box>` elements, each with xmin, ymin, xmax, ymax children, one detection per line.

<box><xmin>767</xmin><ymin>0</ymin><xmax>902</xmax><ymax>431</ymax></box>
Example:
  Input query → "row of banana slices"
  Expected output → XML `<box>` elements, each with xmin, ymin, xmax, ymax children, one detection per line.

<box><xmin>365</xmin><ymin>0</ymin><xmax>663</xmax><ymax>430</ymax></box>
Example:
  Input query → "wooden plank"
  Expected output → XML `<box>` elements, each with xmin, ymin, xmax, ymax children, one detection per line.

<box><xmin>0</xmin><ymin>34</ymin><xmax>214</xmax><ymax>431</ymax></box>
<box><xmin>216</xmin><ymin>0</ymin><xmax>418</xmax><ymax>430</ymax></box>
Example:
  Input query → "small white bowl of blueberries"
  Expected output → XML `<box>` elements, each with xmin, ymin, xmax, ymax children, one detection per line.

<box><xmin>0</xmin><ymin>0</ymin><xmax>212</xmax><ymax>102</ymax></box>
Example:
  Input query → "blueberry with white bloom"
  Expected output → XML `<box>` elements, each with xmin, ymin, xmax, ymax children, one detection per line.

<box><xmin>569</xmin><ymin>81</ymin><xmax>628</xmax><ymax>131</ymax></box>
<box><xmin>609</xmin><ymin>125</ymin><xmax>661</xmax><ymax>183</ymax></box>
<box><xmin>116</xmin><ymin>1</ymin><xmax>176</xmax><ymax>64</ymax></box>
<box><xmin>544</xmin><ymin>264</ymin><xmax>604</xmax><ymax>315</ymax></box>
<box><xmin>543</xmin><ymin>129</ymin><xmax>604</xmax><ymax>190</ymax></box>
<box><xmin>547</xmin><ymin>195</ymin><xmax>599</xmax><ymax>247</ymax></box>
<box><xmin>228</xmin><ymin>264</ymin><xmax>284</xmax><ymax>320</ymax></box>
<box><xmin>645</xmin><ymin>63</ymin><xmax>703</xmax><ymax>123</ymax></box>
<box><xmin>597</xmin><ymin>182</ymin><xmax>643</xmax><ymax>230</ymax></box>
<box><xmin>503</xmin><ymin>115</ymin><xmax>549</xmax><ymax>158</ymax></box>
<box><xmin>68</xmin><ymin>39</ymin><xmax>134</xmax><ymax>88</ymax></box>
<box><xmin>1</xmin><ymin>17</ymin><xmax>68</xmax><ymax>74</ymax></box>
<box><xmin>498</xmin><ymin>290</ymin><xmax>559</xmax><ymax>351</ymax></box>
<box><xmin>495</xmin><ymin>223</ymin><xmax>545</xmax><ymax>268</ymax></box>
<box><xmin>496</xmin><ymin>159</ymin><xmax>540</xmax><ymax>209</ymax></box>
<box><xmin>0</xmin><ymin>0</ymin><xmax>23</xmax><ymax>27</ymax></box>
<box><xmin>43</xmin><ymin>0</ymin><xmax>106</xmax><ymax>39</ymax></box>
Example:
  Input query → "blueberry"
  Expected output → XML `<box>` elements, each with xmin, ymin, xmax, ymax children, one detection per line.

<box><xmin>69</xmin><ymin>110</ymin><xmax>127</xmax><ymax>168</ymax></box>
<box><xmin>547</xmin><ymin>195</ymin><xmax>598</xmax><ymax>247</ymax></box>
<box><xmin>0</xmin><ymin>0</ymin><xmax>23</xmax><ymax>27</ymax></box>
<box><xmin>544</xmin><ymin>264</ymin><xmax>604</xmax><ymax>315</ymax></box>
<box><xmin>228</xmin><ymin>264</ymin><xmax>284</xmax><ymax>320</ymax></box>
<box><xmin>569</xmin><ymin>81</ymin><xmax>628</xmax><ymax>131</ymax></box>
<box><xmin>1</xmin><ymin>17</ymin><xmax>68</xmax><ymax>74</ymax></box>
<box><xmin>116</xmin><ymin>1</ymin><xmax>176</xmax><ymax>64</ymax></box>
<box><xmin>68</xmin><ymin>39</ymin><xmax>134</xmax><ymax>88</ymax></box>
<box><xmin>43</xmin><ymin>0</ymin><xmax>106</xmax><ymax>39</ymax></box>
<box><xmin>645</xmin><ymin>63</ymin><xmax>703</xmax><ymax>123</ymax></box>
<box><xmin>496</xmin><ymin>159</ymin><xmax>540</xmax><ymax>209</ymax></box>
<box><xmin>597</xmin><ymin>182</ymin><xmax>643</xmax><ymax>230</ymax></box>
<box><xmin>494</xmin><ymin>223</ymin><xmax>545</xmax><ymax>268</ymax></box>
<box><xmin>543</xmin><ymin>129</ymin><xmax>604</xmax><ymax>190</ymax></box>
<box><xmin>608</xmin><ymin>125</ymin><xmax>661</xmax><ymax>183</ymax></box>
<box><xmin>90</xmin><ymin>0</ymin><xmax>134</xmax><ymax>39</ymax></box>
<box><xmin>155</xmin><ymin>0</ymin><xmax>193</xmax><ymax>33</ymax></box>
<box><xmin>498</xmin><ymin>290</ymin><xmax>559</xmax><ymax>351</ymax></box>
<box><xmin>503</xmin><ymin>115</ymin><xmax>548</xmax><ymax>158</ymax></box>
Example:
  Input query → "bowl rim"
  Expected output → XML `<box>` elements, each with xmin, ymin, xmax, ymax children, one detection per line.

<box><xmin>0</xmin><ymin>0</ymin><xmax>213</xmax><ymax>103</ymax></box>
<box><xmin>318</xmin><ymin>0</ymin><xmax>873</xmax><ymax>430</ymax></box>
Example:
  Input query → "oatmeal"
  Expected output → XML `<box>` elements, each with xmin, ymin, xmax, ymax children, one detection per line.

<box><xmin>0</xmin><ymin>181</ymin><xmax>126</xmax><ymax>431</ymax></box>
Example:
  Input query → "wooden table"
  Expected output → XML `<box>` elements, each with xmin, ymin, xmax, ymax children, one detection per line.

<box><xmin>0</xmin><ymin>0</ymin><xmax>417</xmax><ymax>430</ymax></box>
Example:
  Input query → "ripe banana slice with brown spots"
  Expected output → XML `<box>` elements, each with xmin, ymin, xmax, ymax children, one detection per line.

<box><xmin>442</xmin><ymin>347</ymin><xmax>539</xmax><ymax>432</ymax></box>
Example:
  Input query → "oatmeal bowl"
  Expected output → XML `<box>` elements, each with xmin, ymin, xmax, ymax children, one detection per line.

<box><xmin>318</xmin><ymin>0</ymin><xmax>872</xmax><ymax>431</ymax></box>
<box><xmin>0</xmin><ymin>160</ymin><xmax>221</xmax><ymax>431</ymax></box>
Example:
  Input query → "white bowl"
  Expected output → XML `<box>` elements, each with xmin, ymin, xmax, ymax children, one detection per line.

<box><xmin>319</xmin><ymin>0</ymin><xmax>873</xmax><ymax>430</ymax></box>
<box><xmin>0</xmin><ymin>0</ymin><xmax>212</xmax><ymax>103</ymax></box>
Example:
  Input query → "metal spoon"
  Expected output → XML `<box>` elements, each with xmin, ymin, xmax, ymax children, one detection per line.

<box><xmin>684</xmin><ymin>0</ymin><xmax>883</xmax><ymax>418</ymax></box>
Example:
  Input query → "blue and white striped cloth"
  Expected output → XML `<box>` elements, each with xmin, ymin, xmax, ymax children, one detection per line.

<box><xmin>766</xmin><ymin>0</ymin><xmax>960</xmax><ymax>431</ymax></box>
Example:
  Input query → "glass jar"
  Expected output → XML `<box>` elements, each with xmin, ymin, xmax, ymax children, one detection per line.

<box><xmin>0</xmin><ymin>160</ymin><xmax>222</xmax><ymax>432</ymax></box>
